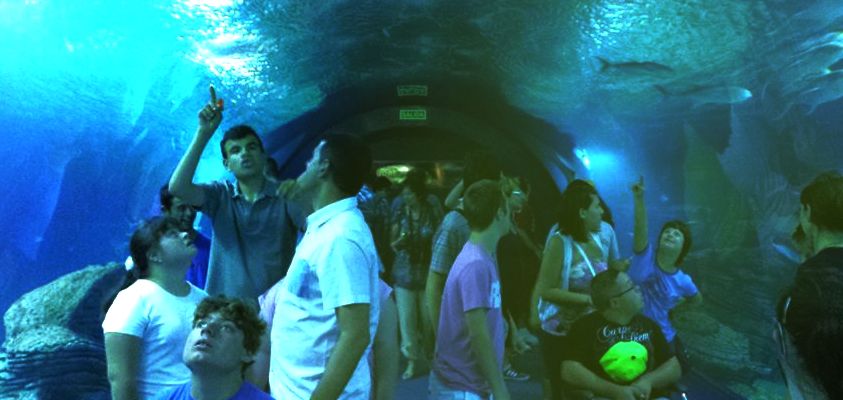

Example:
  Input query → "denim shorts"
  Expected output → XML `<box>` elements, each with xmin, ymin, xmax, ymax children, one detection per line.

<box><xmin>428</xmin><ymin>372</ymin><xmax>491</xmax><ymax>400</ymax></box>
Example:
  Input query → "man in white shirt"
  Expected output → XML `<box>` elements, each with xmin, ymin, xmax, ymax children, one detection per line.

<box><xmin>255</xmin><ymin>134</ymin><xmax>379</xmax><ymax>400</ymax></box>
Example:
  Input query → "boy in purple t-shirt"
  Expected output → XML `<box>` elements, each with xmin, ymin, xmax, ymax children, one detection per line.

<box><xmin>627</xmin><ymin>177</ymin><xmax>702</xmax><ymax>345</ymax></box>
<box><xmin>431</xmin><ymin>180</ymin><xmax>512</xmax><ymax>400</ymax></box>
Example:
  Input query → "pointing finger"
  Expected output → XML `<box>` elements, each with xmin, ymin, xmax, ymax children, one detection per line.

<box><xmin>209</xmin><ymin>84</ymin><xmax>217</xmax><ymax>105</ymax></box>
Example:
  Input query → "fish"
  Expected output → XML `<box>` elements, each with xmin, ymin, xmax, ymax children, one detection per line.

<box><xmin>780</xmin><ymin>68</ymin><xmax>832</xmax><ymax>95</ymax></box>
<box><xmin>772</xmin><ymin>242</ymin><xmax>802</xmax><ymax>264</ymax></box>
<box><xmin>792</xmin><ymin>0</ymin><xmax>843</xmax><ymax>25</ymax></box>
<box><xmin>780</xmin><ymin>70</ymin><xmax>843</xmax><ymax>116</ymax></box>
<box><xmin>798</xmin><ymin>72</ymin><xmax>843</xmax><ymax>112</ymax></box>
<box><xmin>769</xmin><ymin>3</ymin><xmax>843</xmax><ymax>43</ymax></box>
<box><xmin>796</xmin><ymin>31</ymin><xmax>843</xmax><ymax>53</ymax></box>
<box><xmin>778</xmin><ymin>42</ymin><xmax>843</xmax><ymax>85</ymax></box>
<box><xmin>655</xmin><ymin>84</ymin><xmax>753</xmax><ymax>108</ymax></box>
<box><xmin>595</xmin><ymin>57</ymin><xmax>674</xmax><ymax>75</ymax></box>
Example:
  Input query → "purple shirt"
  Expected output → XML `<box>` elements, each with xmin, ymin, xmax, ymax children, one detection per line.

<box><xmin>628</xmin><ymin>244</ymin><xmax>699</xmax><ymax>342</ymax></box>
<box><xmin>159</xmin><ymin>381</ymin><xmax>273</xmax><ymax>399</ymax></box>
<box><xmin>433</xmin><ymin>241</ymin><xmax>505</xmax><ymax>396</ymax></box>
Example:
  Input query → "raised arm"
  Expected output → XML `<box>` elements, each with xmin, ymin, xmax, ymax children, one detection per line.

<box><xmin>465</xmin><ymin>308</ymin><xmax>511</xmax><ymax>400</ymax></box>
<box><xmin>443</xmin><ymin>179</ymin><xmax>464</xmax><ymax>210</ymax></box>
<box><xmin>168</xmin><ymin>85</ymin><xmax>224</xmax><ymax>207</ymax></box>
<box><xmin>536</xmin><ymin>235</ymin><xmax>592</xmax><ymax>307</ymax></box>
<box><xmin>632</xmin><ymin>176</ymin><xmax>648</xmax><ymax>254</ymax></box>
<box><xmin>104</xmin><ymin>333</ymin><xmax>142</xmax><ymax>400</ymax></box>
<box><xmin>312</xmin><ymin>303</ymin><xmax>371</xmax><ymax>400</ymax></box>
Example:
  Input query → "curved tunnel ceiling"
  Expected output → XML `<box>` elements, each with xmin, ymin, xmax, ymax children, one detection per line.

<box><xmin>261</xmin><ymin>81</ymin><xmax>570</xmax><ymax>230</ymax></box>
<box><xmin>188</xmin><ymin>0</ymin><xmax>843</xmax><ymax>189</ymax></box>
<box><xmin>2</xmin><ymin>1</ymin><xmax>843</xmax><ymax>398</ymax></box>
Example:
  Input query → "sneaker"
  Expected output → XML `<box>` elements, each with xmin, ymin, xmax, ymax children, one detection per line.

<box><xmin>503</xmin><ymin>364</ymin><xmax>530</xmax><ymax>381</ymax></box>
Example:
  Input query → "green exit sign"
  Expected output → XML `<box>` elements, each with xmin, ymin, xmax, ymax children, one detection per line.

<box><xmin>399</xmin><ymin>108</ymin><xmax>428</xmax><ymax>121</ymax></box>
<box><xmin>397</xmin><ymin>85</ymin><xmax>428</xmax><ymax>96</ymax></box>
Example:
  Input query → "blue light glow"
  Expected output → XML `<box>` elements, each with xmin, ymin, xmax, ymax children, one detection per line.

<box><xmin>575</xmin><ymin>147</ymin><xmax>591</xmax><ymax>169</ymax></box>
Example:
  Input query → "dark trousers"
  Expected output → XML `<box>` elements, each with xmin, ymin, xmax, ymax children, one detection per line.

<box><xmin>539</xmin><ymin>330</ymin><xmax>568</xmax><ymax>400</ymax></box>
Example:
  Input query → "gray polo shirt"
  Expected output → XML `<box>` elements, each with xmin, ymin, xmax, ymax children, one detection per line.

<box><xmin>200</xmin><ymin>178</ymin><xmax>303</xmax><ymax>300</ymax></box>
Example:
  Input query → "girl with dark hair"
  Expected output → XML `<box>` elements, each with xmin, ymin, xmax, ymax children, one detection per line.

<box><xmin>626</xmin><ymin>176</ymin><xmax>701</xmax><ymax>351</ymax></box>
<box><xmin>532</xmin><ymin>181</ymin><xmax>621</xmax><ymax>400</ymax></box>
<box><xmin>102</xmin><ymin>217</ymin><xmax>208</xmax><ymax>399</ymax></box>
<box><xmin>390</xmin><ymin>168</ymin><xmax>443</xmax><ymax>379</ymax></box>
<box><xmin>542</xmin><ymin>179</ymin><xmax>618</xmax><ymax>246</ymax></box>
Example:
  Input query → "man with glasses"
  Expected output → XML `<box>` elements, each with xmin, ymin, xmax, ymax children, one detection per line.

<box><xmin>161</xmin><ymin>295</ymin><xmax>272</xmax><ymax>400</ymax></box>
<box><xmin>159</xmin><ymin>184</ymin><xmax>211</xmax><ymax>289</ymax></box>
<box><xmin>561</xmin><ymin>270</ymin><xmax>680</xmax><ymax>400</ymax></box>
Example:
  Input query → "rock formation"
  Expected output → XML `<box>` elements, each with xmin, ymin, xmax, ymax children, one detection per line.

<box><xmin>0</xmin><ymin>263</ymin><xmax>125</xmax><ymax>400</ymax></box>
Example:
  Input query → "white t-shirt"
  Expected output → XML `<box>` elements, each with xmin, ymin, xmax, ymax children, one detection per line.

<box><xmin>102</xmin><ymin>279</ymin><xmax>208</xmax><ymax>399</ymax></box>
<box><xmin>263</xmin><ymin>197</ymin><xmax>379</xmax><ymax>400</ymax></box>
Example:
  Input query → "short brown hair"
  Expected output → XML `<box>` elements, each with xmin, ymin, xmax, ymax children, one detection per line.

<box><xmin>463</xmin><ymin>179</ymin><xmax>505</xmax><ymax>231</ymax></box>
<box><xmin>220</xmin><ymin>125</ymin><xmax>264</xmax><ymax>160</ymax></box>
<box><xmin>193</xmin><ymin>296</ymin><xmax>266</xmax><ymax>356</ymax></box>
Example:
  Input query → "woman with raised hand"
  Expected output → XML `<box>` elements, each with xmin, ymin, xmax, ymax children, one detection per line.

<box><xmin>103</xmin><ymin>217</ymin><xmax>208</xmax><ymax>399</ymax></box>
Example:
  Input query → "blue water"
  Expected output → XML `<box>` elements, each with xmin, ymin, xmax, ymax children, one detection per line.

<box><xmin>0</xmin><ymin>1</ymin><xmax>209</xmax><ymax>331</ymax></box>
<box><xmin>2</xmin><ymin>1</ymin><xmax>843</xmax><ymax>398</ymax></box>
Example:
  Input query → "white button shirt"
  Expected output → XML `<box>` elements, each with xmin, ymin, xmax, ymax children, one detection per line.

<box><xmin>267</xmin><ymin>197</ymin><xmax>379</xmax><ymax>400</ymax></box>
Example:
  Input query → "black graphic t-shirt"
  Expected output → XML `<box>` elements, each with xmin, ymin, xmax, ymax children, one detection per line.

<box><xmin>562</xmin><ymin>312</ymin><xmax>673</xmax><ymax>384</ymax></box>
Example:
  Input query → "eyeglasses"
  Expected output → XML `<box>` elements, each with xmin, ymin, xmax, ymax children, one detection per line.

<box><xmin>612</xmin><ymin>284</ymin><xmax>639</xmax><ymax>298</ymax></box>
<box><xmin>161</xmin><ymin>229</ymin><xmax>186</xmax><ymax>239</ymax></box>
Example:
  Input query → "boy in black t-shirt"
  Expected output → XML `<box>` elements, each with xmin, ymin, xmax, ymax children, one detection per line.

<box><xmin>561</xmin><ymin>270</ymin><xmax>681</xmax><ymax>400</ymax></box>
